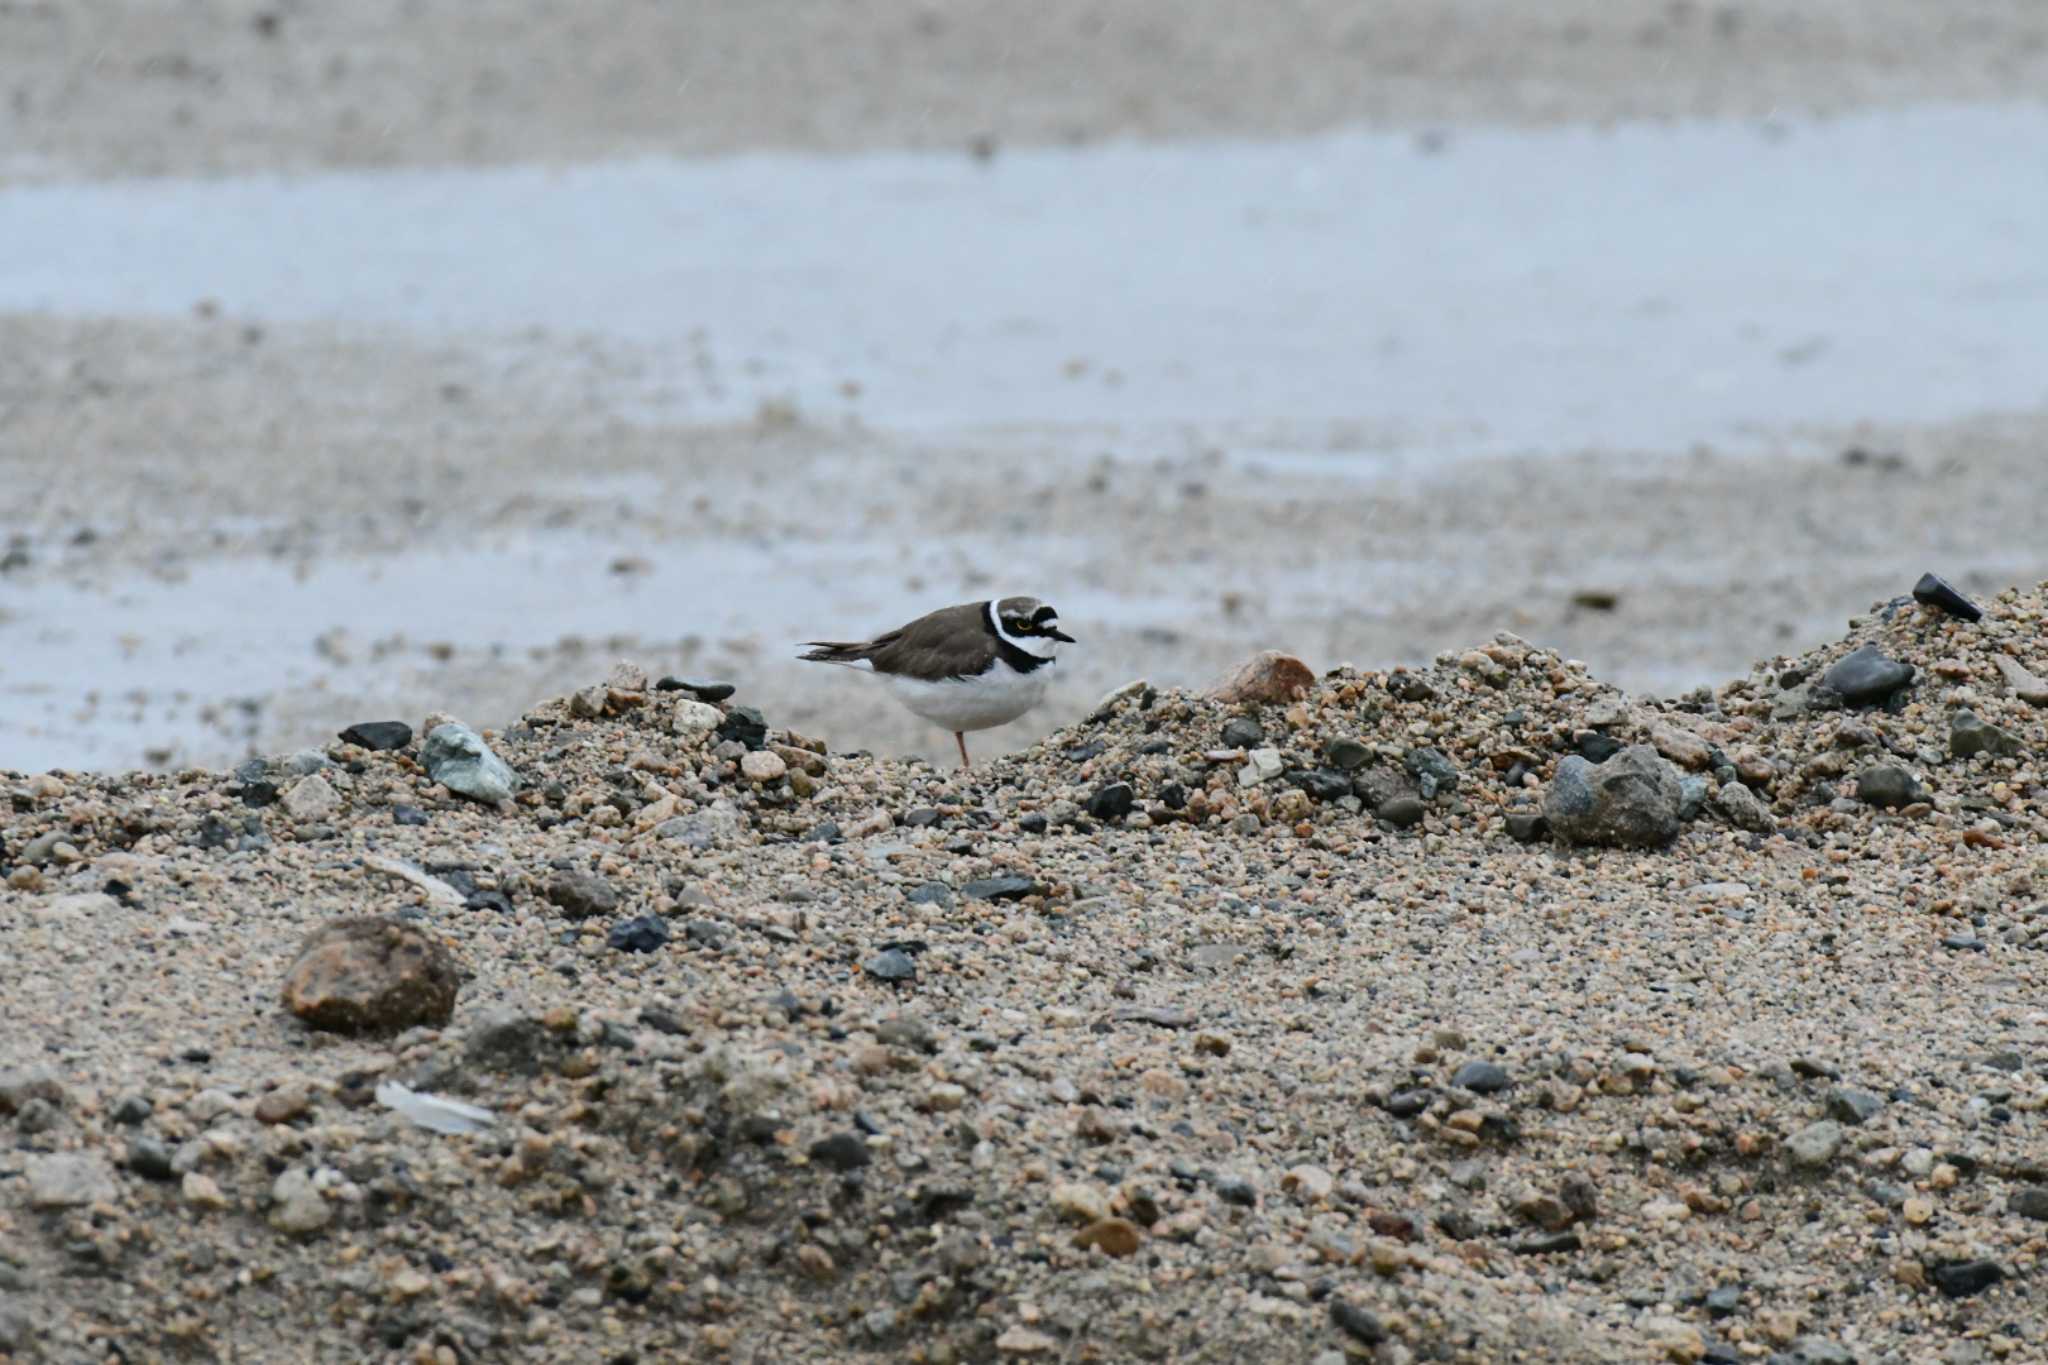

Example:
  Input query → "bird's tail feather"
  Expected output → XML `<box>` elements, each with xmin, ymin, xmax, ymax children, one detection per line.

<box><xmin>799</xmin><ymin>641</ymin><xmax>870</xmax><ymax>665</ymax></box>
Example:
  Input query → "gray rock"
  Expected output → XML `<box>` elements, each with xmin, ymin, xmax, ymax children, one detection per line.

<box><xmin>1219</xmin><ymin>718</ymin><xmax>1265</xmax><ymax>749</ymax></box>
<box><xmin>1377</xmin><ymin>795</ymin><xmax>1427</xmax><ymax>828</ymax></box>
<box><xmin>420</xmin><ymin>723</ymin><xmax>518</xmax><ymax>803</ymax></box>
<box><xmin>1678</xmin><ymin>775</ymin><xmax>1709</xmax><ymax>822</ymax></box>
<box><xmin>905</xmin><ymin>882</ymin><xmax>954</xmax><ymax>908</ymax></box>
<box><xmin>0</xmin><ymin>1299</ymin><xmax>30</xmax><ymax>1354</ymax></box>
<box><xmin>268</xmin><ymin>1168</ymin><xmax>332</xmax><ymax>1235</ymax></box>
<box><xmin>963</xmin><ymin>877</ymin><xmax>1044</xmax><ymax>902</ymax></box>
<box><xmin>1951</xmin><ymin>710</ymin><xmax>2025</xmax><ymax>759</ymax></box>
<box><xmin>865</xmin><ymin>949</ymin><xmax>917</xmax><ymax>983</ymax></box>
<box><xmin>1714</xmin><ymin>781</ymin><xmax>1775</xmax><ymax>833</ymax></box>
<box><xmin>2008</xmin><ymin>1187</ymin><xmax>2048</xmax><ymax>1221</ymax></box>
<box><xmin>1822</xmin><ymin>646</ymin><xmax>1915</xmax><ymax>706</ymax></box>
<box><xmin>1544</xmin><ymin>746</ymin><xmax>1683</xmax><ymax>848</ymax></box>
<box><xmin>0</xmin><ymin>1065</ymin><xmax>67</xmax><ymax>1114</ymax></box>
<box><xmin>282</xmin><ymin>748</ymin><xmax>334</xmax><ymax>776</ymax></box>
<box><xmin>1403</xmin><ymin>745</ymin><xmax>1460</xmax><ymax>796</ymax></box>
<box><xmin>545</xmin><ymin>869</ymin><xmax>619</xmax><ymax>919</ymax></box>
<box><xmin>1453</xmin><ymin>1061</ymin><xmax>1511</xmax><ymax>1094</ymax></box>
<box><xmin>1855</xmin><ymin>765</ymin><xmax>1924</xmax><ymax>809</ymax></box>
<box><xmin>1784</xmin><ymin>1339</ymin><xmax>1857</xmax><ymax>1365</ymax></box>
<box><xmin>24</xmin><ymin>1153</ymin><xmax>119</xmax><ymax>1208</ymax></box>
<box><xmin>465</xmin><ymin>1010</ymin><xmax>549</xmax><ymax>1074</ymax></box>
<box><xmin>1826</xmin><ymin>1087</ymin><xmax>1884</xmax><ymax>1125</ymax></box>
<box><xmin>127</xmin><ymin>1138</ymin><xmax>176</xmax><ymax>1181</ymax></box>
<box><xmin>1786</xmin><ymin>1119</ymin><xmax>1844</xmax><ymax>1168</ymax></box>
<box><xmin>282</xmin><ymin>773</ymin><xmax>340</xmax><ymax>822</ymax></box>
<box><xmin>656</xmin><ymin>805</ymin><xmax>743</xmax><ymax>850</ymax></box>
<box><xmin>1324</xmin><ymin>737</ymin><xmax>1371</xmax><ymax>771</ymax></box>
<box><xmin>876</xmin><ymin>1015</ymin><xmax>937</xmax><ymax>1053</ymax></box>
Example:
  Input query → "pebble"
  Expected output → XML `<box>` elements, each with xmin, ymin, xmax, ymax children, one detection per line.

<box><xmin>338</xmin><ymin>720</ymin><xmax>413</xmax><ymax>751</ymax></box>
<box><xmin>1086</xmin><ymin>782</ymin><xmax>1134</xmax><ymax>820</ymax></box>
<box><xmin>1825</xmin><ymin>1088</ymin><xmax>1883</xmax><ymax>1125</ymax></box>
<box><xmin>1544</xmin><ymin>746</ymin><xmax>1682</xmax><ymax>848</ymax></box>
<box><xmin>1911</xmin><ymin>571</ymin><xmax>1982</xmax><ymax>622</ymax></box>
<box><xmin>420</xmin><ymin>722</ymin><xmax>518</xmax><ymax>802</ymax></box>
<box><xmin>808</xmin><ymin>1132</ymin><xmax>871</xmax><ymax>1172</ymax></box>
<box><xmin>268</xmin><ymin>1168</ymin><xmax>332</xmax><ymax>1235</ymax></box>
<box><xmin>1992</xmin><ymin>654</ymin><xmax>2048</xmax><ymax>706</ymax></box>
<box><xmin>182</xmin><ymin>1172</ymin><xmax>229</xmax><ymax>1210</ymax></box>
<box><xmin>1219</xmin><ymin>718</ymin><xmax>1265</xmax><ymax>750</ymax></box>
<box><xmin>864</xmin><ymin>948</ymin><xmax>917</xmax><ymax>983</ymax></box>
<box><xmin>0</xmin><ymin>1066</ymin><xmax>67</xmax><ymax>1114</ymax></box>
<box><xmin>546</xmin><ymin>868</ymin><xmax>619</xmax><ymax>919</ymax></box>
<box><xmin>1325</xmin><ymin>736</ymin><xmax>1370</xmax><ymax>770</ymax></box>
<box><xmin>1950</xmin><ymin>709</ymin><xmax>2025</xmax><ymax>759</ymax></box>
<box><xmin>606</xmin><ymin>915</ymin><xmax>671</xmax><ymax>952</ymax></box>
<box><xmin>278</xmin><ymin>916</ymin><xmax>460</xmax><ymax>1033</ymax></box>
<box><xmin>1786</xmin><ymin>1120</ymin><xmax>1843</xmax><ymax>1168</ymax></box>
<box><xmin>673</xmin><ymin>699</ymin><xmax>724</xmax><ymax>734</ymax></box>
<box><xmin>962</xmin><ymin>876</ymin><xmax>1043</xmax><ymax>901</ymax></box>
<box><xmin>1211</xmin><ymin>650</ymin><xmax>1314</xmax><ymax>704</ymax></box>
<box><xmin>995</xmin><ymin>1327</ymin><xmax>1058</xmax><ymax>1357</ymax></box>
<box><xmin>1821</xmin><ymin>646</ymin><xmax>1915</xmax><ymax>706</ymax></box>
<box><xmin>1238</xmin><ymin>747</ymin><xmax>1284</xmax><ymax>787</ymax></box>
<box><xmin>281</xmin><ymin>773</ymin><xmax>340</xmax><ymax>822</ymax></box>
<box><xmin>1854</xmin><ymin>765</ymin><xmax>1923</xmax><ymax>809</ymax></box>
<box><xmin>1072</xmin><ymin>1217</ymin><xmax>1141</xmax><ymax>1256</ymax></box>
<box><xmin>1452</xmin><ymin>1060</ymin><xmax>1511</xmax><ymax>1094</ymax></box>
<box><xmin>655</xmin><ymin>677</ymin><xmax>737</xmax><ymax>702</ymax></box>
<box><xmin>1929</xmin><ymin>1259</ymin><xmax>2004</xmax><ymax>1299</ymax></box>
<box><xmin>1329</xmin><ymin>1300</ymin><xmax>1386</xmax><ymax>1345</ymax></box>
<box><xmin>2008</xmin><ymin>1188</ymin><xmax>2048</xmax><ymax>1221</ymax></box>
<box><xmin>24</xmin><ymin>1153</ymin><xmax>118</xmax><ymax>1208</ymax></box>
<box><xmin>1377</xmin><ymin>795</ymin><xmax>1427</xmax><ymax>828</ymax></box>
<box><xmin>740</xmin><ymin>750</ymin><xmax>788</xmax><ymax>783</ymax></box>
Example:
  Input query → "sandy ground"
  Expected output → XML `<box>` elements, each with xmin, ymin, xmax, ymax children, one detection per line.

<box><xmin>4</xmin><ymin>1</ymin><xmax>2048</xmax><ymax>181</ymax></box>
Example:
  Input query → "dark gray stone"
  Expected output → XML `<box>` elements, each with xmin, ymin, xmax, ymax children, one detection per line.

<box><xmin>1826</xmin><ymin>1087</ymin><xmax>1884</xmax><ymax>1125</ymax></box>
<box><xmin>1453</xmin><ymin>1061</ymin><xmax>1511</xmax><ymax>1094</ymax></box>
<box><xmin>963</xmin><ymin>876</ymin><xmax>1043</xmax><ymax>902</ymax></box>
<box><xmin>607</xmin><ymin>916</ymin><xmax>670</xmax><ymax>952</ymax></box>
<box><xmin>1504</xmin><ymin>811</ymin><xmax>1548</xmax><ymax>843</ymax></box>
<box><xmin>864</xmin><ymin>949</ymin><xmax>917</xmax><ymax>983</ymax></box>
<box><xmin>656</xmin><ymin>677</ymin><xmax>737</xmax><ymax>702</ymax></box>
<box><xmin>465</xmin><ymin>1010</ymin><xmax>549</xmax><ymax>1074</ymax></box>
<box><xmin>1543</xmin><ymin>746</ymin><xmax>1683</xmax><ymax>848</ymax></box>
<box><xmin>1951</xmin><ymin>710</ymin><xmax>2025</xmax><ymax>759</ymax></box>
<box><xmin>339</xmin><ymin>721</ymin><xmax>413</xmax><ymax>751</ymax></box>
<box><xmin>1822</xmin><ymin>646</ymin><xmax>1915</xmax><ymax>706</ymax></box>
<box><xmin>1215</xmin><ymin>1178</ymin><xmax>1258</xmax><ymax>1207</ymax></box>
<box><xmin>1329</xmin><ymin>1300</ymin><xmax>1386</xmax><ymax>1345</ymax></box>
<box><xmin>1912</xmin><ymin>572</ymin><xmax>1982</xmax><ymax>622</ymax></box>
<box><xmin>1377</xmin><ymin>795</ymin><xmax>1427</xmax><ymax>828</ymax></box>
<box><xmin>1854</xmin><ymin>765</ymin><xmax>1923</xmax><ymax>809</ymax></box>
<box><xmin>2009</xmin><ymin>1187</ymin><xmax>2048</xmax><ymax>1222</ymax></box>
<box><xmin>1929</xmin><ymin>1259</ymin><xmax>2004</xmax><ymax>1298</ymax></box>
<box><xmin>1220</xmin><ymin>718</ymin><xmax>1265</xmax><ymax>749</ymax></box>
<box><xmin>1087</xmin><ymin>782</ymin><xmax>1135</xmax><ymax>820</ymax></box>
<box><xmin>809</xmin><ymin>1132</ymin><xmax>872</xmax><ymax>1172</ymax></box>
<box><xmin>545</xmin><ymin>869</ymin><xmax>619</xmax><ymax>920</ymax></box>
<box><xmin>126</xmin><ymin>1138</ymin><xmax>175</xmax><ymax>1181</ymax></box>
<box><xmin>906</xmin><ymin>882</ymin><xmax>954</xmax><ymax>908</ymax></box>
<box><xmin>1324</xmin><ymin>737</ymin><xmax>1371</xmax><ymax>771</ymax></box>
<box><xmin>1705</xmin><ymin>1285</ymin><xmax>1742</xmax><ymax>1318</ymax></box>
<box><xmin>1403</xmin><ymin>746</ymin><xmax>1460</xmax><ymax>796</ymax></box>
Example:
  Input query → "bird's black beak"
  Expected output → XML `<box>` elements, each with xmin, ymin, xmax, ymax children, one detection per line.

<box><xmin>1048</xmin><ymin>626</ymin><xmax>1076</xmax><ymax>644</ymax></box>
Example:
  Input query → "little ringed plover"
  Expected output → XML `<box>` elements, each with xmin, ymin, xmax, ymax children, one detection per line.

<box><xmin>800</xmin><ymin>596</ymin><xmax>1073</xmax><ymax>767</ymax></box>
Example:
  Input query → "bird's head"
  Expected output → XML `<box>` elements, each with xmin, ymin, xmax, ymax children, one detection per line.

<box><xmin>992</xmin><ymin>595</ymin><xmax>1074</xmax><ymax>659</ymax></box>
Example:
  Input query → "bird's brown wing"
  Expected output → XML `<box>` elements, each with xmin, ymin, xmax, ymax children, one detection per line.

<box><xmin>855</xmin><ymin>602</ymin><xmax>997</xmax><ymax>682</ymax></box>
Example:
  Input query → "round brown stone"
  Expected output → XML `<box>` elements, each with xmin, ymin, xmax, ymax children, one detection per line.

<box><xmin>279</xmin><ymin>916</ymin><xmax>460</xmax><ymax>1034</ymax></box>
<box><xmin>1210</xmin><ymin>651</ymin><xmax>1315</xmax><ymax>705</ymax></box>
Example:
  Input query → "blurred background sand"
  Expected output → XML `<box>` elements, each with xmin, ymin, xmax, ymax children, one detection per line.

<box><xmin>3</xmin><ymin>1</ymin><xmax>2046</xmax><ymax>771</ymax></box>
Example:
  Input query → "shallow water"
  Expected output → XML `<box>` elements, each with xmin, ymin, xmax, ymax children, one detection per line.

<box><xmin>3</xmin><ymin>105</ymin><xmax>2045</xmax><ymax>450</ymax></box>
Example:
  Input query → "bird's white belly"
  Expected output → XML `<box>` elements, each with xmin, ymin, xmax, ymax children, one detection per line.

<box><xmin>884</xmin><ymin>662</ymin><xmax>1051</xmax><ymax>733</ymax></box>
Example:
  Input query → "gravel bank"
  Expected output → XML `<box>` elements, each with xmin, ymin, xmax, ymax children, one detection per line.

<box><xmin>3</xmin><ymin>579</ymin><xmax>2044</xmax><ymax>1363</ymax></box>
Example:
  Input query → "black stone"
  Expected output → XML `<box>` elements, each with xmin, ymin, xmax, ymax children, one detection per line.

<box><xmin>465</xmin><ymin>889</ymin><xmax>514</xmax><ymax>914</ymax></box>
<box><xmin>1912</xmin><ymin>572</ymin><xmax>1982</xmax><ymax>623</ymax></box>
<box><xmin>638</xmin><ymin>1006</ymin><xmax>685</xmax><ymax>1035</ymax></box>
<box><xmin>339</xmin><ymin>721</ymin><xmax>413</xmax><ymax>751</ymax></box>
<box><xmin>1575</xmin><ymin>733</ymin><xmax>1624</xmax><ymax>764</ymax></box>
<box><xmin>127</xmin><ymin>1138</ymin><xmax>175</xmax><ymax>1181</ymax></box>
<box><xmin>1295</xmin><ymin>769</ymin><xmax>1354</xmax><ymax>802</ymax></box>
<box><xmin>391</xmin><ymin>805</ymin><xmax>429</xmax><ymax>827</ymax></box>
<box><xmin>1822</xmin><ymin>646</ymin><xmax>1915</xmax><ymax>707</ymax></box>
<box><xmin>606</xmin><ymin>916</ymin><xmax>671</xmax><ymax>953</ymax></box>
<box><xmin>1942</xmin><ymin>934</ymin><xmax>1987</xmax><ymax>952</ymax></box>
<box><xmin>1512</xmin><ymin>1231</ymin><xmax>1581</xmax><ymax>1254</ymax></box>
<box><xmin>1159</xmin><ymin>783</ymin><xmax>1187</xmax><ymax>811</ymax></box>
<box><xmin>1453</xmin><ymin>1061</ymin><xmax>1511</xmax><ymax>1094</ymax></box>
<box><xmin>1220</xmin><ymin>718</ymin><xmax>1265</xmax><ymax>749</ymax></box>
<box><xmin>716</xmin><ymin>706</ymin><xmax>768</xmax><ymax>750</ymax></box>
<box><xmin>913</xmin><ymin>1185</ymin><xmax>975</xmax><ymax>1222</ymax></box>
<box><xmin>1325</xmin><ymin>737</ymin><xmax>1372</xmax><ymax>771</ymax></box>
<box><xmin>1855</xmin><ymin>765</ymin><xmax>1924</xmax><ymax>809</ymax></box>
<box><xmin>1930</xmin><ymin>1259</ymin><xmax>2005</xmax><ymax>1298</ymax></box>
<box><xmin>1505</xmin><ymin>812</ymin><xmax>1548</xmax><ymax>843</ymax></box>
<box><xmin>1385</xmin><ymin>1088</ymin><xmax>1433</xmax><ymax>1118</ymax></box>
<box><xmin>1215</xmin><ymin>1178</ymin><xmax>1258</xmax><ymax>1207</ymax></box>
<box><xmin>1329</xmin><ymin>1300</ymin><xmax>1386</xmax><ymax>1345</ymax></box>
<box><xmin>808</xmin><ymin>1132</ymin><xmax>872</xmax><ymax>1172</ymax></box>
<box><xmin>963</xmin><ymin>876</ymin><xmax>1043</xmax><ymax>902</ymax></box>
<box><xmin>864</xmin><ymin>949</ymin><xmax>917</xmax><ymax>983</ymax></box>
<box><xmin>1377</xmin><ymin>795</ymin><xmax>1427</xmax><ymax>828</ymax></box>
<box><xmin>655</xmin><ymin>677</ymin><xmax>736</xmax><ymax>702</ymax></box>
<box><xmin>1018</xmin><ymin>813</ymin><xmax>1048</xmax><ymax>834</ymax></box>
<box><xmin>1087</xmin><ymin>782</ymin><xmax>1135</xmax><ymax>821</ymax></box>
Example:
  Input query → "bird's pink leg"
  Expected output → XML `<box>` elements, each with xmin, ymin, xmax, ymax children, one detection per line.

<box><xmin>954</xmin><ymin>732</ymin><xmax>971</xmax><ymax>769</ymax></box>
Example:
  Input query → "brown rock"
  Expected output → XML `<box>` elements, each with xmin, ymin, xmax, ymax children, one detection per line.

<box><xmin>280</xmin><ymin>916</ymin><xmax>460</xmax><ymax>1034</ymax></box>
<box><xmin>1211</xmin><ymin>650</ymin><xmax>1315</xmax><ymax>704</ymax></box>
<box><xmin>1073</xmin><ymin>1217</ymin><xmax>1142</xmax><ymax>1257</ymax></box>
<box><xmin>254</xmin><ymin>1085</ymin><xmax>312</xmax><ymax>1125</ymax></box>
